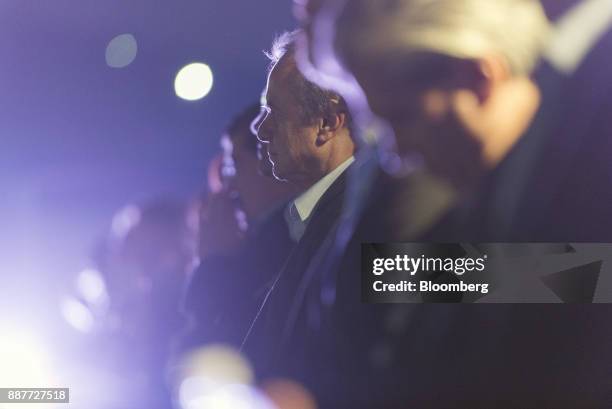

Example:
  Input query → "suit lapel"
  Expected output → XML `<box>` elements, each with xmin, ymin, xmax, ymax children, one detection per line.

<box><xmin>244</xmin><ymin>168</ymin><xmax>350</xmax><ymax>364</ymax></box>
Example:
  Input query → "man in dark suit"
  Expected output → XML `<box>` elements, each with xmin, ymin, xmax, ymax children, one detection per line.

<box><xmin>285</xmin><ymin>0</ymin><xmax>612</xmax><ymax>407</ymax></box>
<box><xmin>244</xmin><ymin>30</ymin><xmax>356</xmax><ymax>382</ymax></box>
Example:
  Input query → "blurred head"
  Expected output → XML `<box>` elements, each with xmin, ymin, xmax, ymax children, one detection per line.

<box><xmin>301</xmin><ymin>0</ymin><xmax>551</xmax><ymax>189</ymax></box>
<box><xmin>222</xmin><ymin>104</ymin><xmax>298</xmax><ymax>221</ymax></box>
<box><xmin>252</xmin><ymin>31</ymin><xmax>355</xmax><ymax>188</ymax></box>
<box><xmin>103</xmin><ymin>199</ymin><xmax>197</xmax><ymax>305</ymax></box>
<box><xmin>119</xmin><ymin>200</ymin><xmax>196</xmax><ymax>277</ymax></box>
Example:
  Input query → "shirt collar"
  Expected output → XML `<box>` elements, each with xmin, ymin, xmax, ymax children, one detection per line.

<box><xmin>294</xmin><ymin>156</ymin><xmax>355</xmax><ymax>222</ymax></box>
<box><xmin>284</xmin><ymin>156</ymin><xmax>354</xmax><ymax>242</ymax></box>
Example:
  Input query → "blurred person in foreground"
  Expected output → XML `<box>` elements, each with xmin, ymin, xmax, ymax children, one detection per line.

<box><xmin>275</xmin><ymin>0</ymin><xmax>612</xmax><ymax>407</ymax></box>
<box><xmin>242</xmin><ymin>31</ymin><xmax>357</xmax><ymax>381</ymax></box>
<box><xmin>91</xmin><ymin>199</ymin><xmax>197</xmax><ymax>409</ymax></box>
<box><xmin>178</xmin><ymin>104</ymin><xmax>298</xmax><ymax>357</ymax></box>
<box><xmin>298</xmin><ymin>0</ymin><xmax>550</xmax><ymax>239</ymax></box>
<box><xmin>296</xmin><ymin>0</ymin><xmax>612</xmax><ymax>239</ymax></box>
<box><xmin>487</xmin><ymin>0</ymin><xmax>612</xmax><ymax>241</ymax></box>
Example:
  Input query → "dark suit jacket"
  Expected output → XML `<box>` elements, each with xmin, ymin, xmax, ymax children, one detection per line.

<box><xmin>463</xmin><ymin>9</ymin><xmax>612</xmax><ymax>242</ymax></box>
<box><xmin>241</xmin><ymin>167</ymin><xmax>349</xmax><ymax>383</ymax></box>
<box><xmin>291</xmin><ymin>165</ymin><xmax>612</xmax><ymax>408</ymax></box>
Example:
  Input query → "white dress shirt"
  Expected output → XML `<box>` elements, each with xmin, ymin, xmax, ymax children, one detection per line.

<box><xmin>285</xmin><ymin>156</ymin><xmax>355</xmax><ymax>242</ymax></box>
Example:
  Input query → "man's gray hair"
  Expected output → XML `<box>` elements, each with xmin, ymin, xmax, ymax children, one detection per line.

<box><xmin>265</xmin><ymin>31</ymin><xmax>298</xmax><ymax>69</ymax></box>
<box><xmin>335</xmin><ymin>0</ymin><xmax>552</xmax><ymax>76</ymax></box>
<box><xmin>265</xmin><ymin>30</ymin><xmax>351</xmax><ymax>128</ymax></box>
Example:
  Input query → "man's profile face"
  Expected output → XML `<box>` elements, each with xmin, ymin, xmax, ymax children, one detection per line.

<box><xmin>253</xmin><ymin>57</ymin><xmax>320</xmax><ymax>184</ymax></box>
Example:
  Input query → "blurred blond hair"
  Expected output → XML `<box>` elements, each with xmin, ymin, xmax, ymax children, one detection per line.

<box><xmin>336</xmin><ymin>0</ymin><xmax>551</xmax><ymax>76</ymax></box>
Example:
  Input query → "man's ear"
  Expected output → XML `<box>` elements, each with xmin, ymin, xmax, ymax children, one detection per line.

<box><xmin>456</xmin><ymin>55</ymin><xmax>510</xmax><ymax>104</ymax></box>
<box><xmin>420</xmin><ymin>55</ymin><xmax>509</xmax><ymax>123</ymax></box>
<box><xmin>316</xmin><ymin>110</ymin><xmax>346</xmax><ymax>145</ymax></box>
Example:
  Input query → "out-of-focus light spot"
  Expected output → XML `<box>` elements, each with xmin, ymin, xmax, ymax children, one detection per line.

<box><xmin>180</xmin><ymin>382</ymin><xmax>275</xmax><ymax>409</ymax></box>
<box><xmin>111</xmin><ymin>204</ymin><xmax>141</xmax><ymax>239</ymax></box>
<box><xmin>105</xmin><ymin>33</ymin><xmax>138</xmax><ymax>68</ymax></box>
<box><xmin>76</xmin><ymin>268</ymin><xmax>109</xmax><ymax>307</ymax></box>
<box><xmin>0</xmin><ymin>329</ymin><xmax>53</xmax><ymax>387</ymax></box>
<box><xmin>220</xmin><ymin>134</ymin><xmax>234</xmax><ymax>156</ymax></box>
<box><xmin>0</xmin><ymin>328</ymin><xmax>59</xmax><ymax>409</ymax></box>
<box><xmin>262</xmin><ymin>379</ymin><xmax>317</xmax><ymax>409</ymax></box>
<box><xmin>179</xmin><ymin>344</ymin><xmax>254</xmax><ymax>385</ymax></box>
<box><xmin>60</xmin><ymin>365</ymin><xmax>123</xmax><ymax>409</ymax></box>
<box><xmin>174</xmin><ymin>63</ymin><xmax>214</xmax><ymax>101</ymax></box>
<box><xmin>220</xmin><ymin>135</ymin><xmax>237</xmax><ymax>179</ymax></box>
<box><xmin>235</xmin><ymin>208</ymin><xmax>249</xmax><ymax>233</ymax></box>
<box><xmin>60</xmin><ymin>296</ymin><xmax>95</xmax><ymax>333</ymax></box>
<box><xmin>176</xmin><ymin>345</ymin><xmax>272</xmax><ymax>409</ymax></box>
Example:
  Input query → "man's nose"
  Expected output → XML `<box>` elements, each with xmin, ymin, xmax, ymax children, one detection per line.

<box><xmin>251</xmin><ymin>109</ymin><xmax>270</xmax><ymax>143</ymax></box>
<box><xmin>250</xmin><ymin>109</ymin><xmax>269</xmax><ymax>143</ymax></box>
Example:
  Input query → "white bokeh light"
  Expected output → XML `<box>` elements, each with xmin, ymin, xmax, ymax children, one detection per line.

<box><xmin>0</xmin><ymin>330</ymin><xmax>52</xmax><ymax>387</ymax></box>
<box><xmin>111</xmin><ymin>204</ymin><xmax>141</xmax><ymax>239</ymax></box>
<box><xmin>180</xmin><ymin>383</ymin><xmax>274</xmax><ymax>409</ymax></box>
<box><xmin>60</xmin><ymin>296</ymin><xmax>95</xmax><ymax>333</ymax></box>
<box><xmin>76</xmin><ymin>268</ymin><xmax>108</xmax><ymax>306</ymax></box>
<box><xmin>105</xmin><ymin>33</ymin><xmax>138</xmax><ymax>68</ymax></box>
<box><xmin>174</xmin><ymin>63</ymin><xmax>214</xmax><ymax>101</ymax></box>
<box><xmin>0</xmin><ymin>328</ymin><xmax>63</xmax><ymax>409</ymax></box>
<box><xmin>179</xmin><ymin>344</ymin><xmax>254</xmax><ymax>385</ymax></box>
<box><xmin>175</xmin><ymin>345</ymin><xmax>272</xmax><ymax>409</ymax></box>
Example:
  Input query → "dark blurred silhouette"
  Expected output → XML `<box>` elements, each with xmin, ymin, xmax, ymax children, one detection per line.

<box><xmin>484</xmin><ymin>0</ymin><xmax>612</xmax><ymax>241</ymax></box>
<box><xmin>178</xmin><ymin>103</ymin><xmax>298</xmax><ymax>362</ymax></box>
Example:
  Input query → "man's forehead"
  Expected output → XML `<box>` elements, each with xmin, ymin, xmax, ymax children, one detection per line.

<box><xmin>266</xmin><ymin>56</ymin><xmax>297</xmax><ymax>99</ymax></box>
<box><xmin>273</xmin><ymin>55</ymin><xmax>297</xmax><ymax>81</ymax></box>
